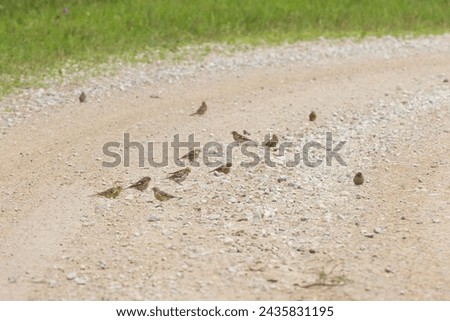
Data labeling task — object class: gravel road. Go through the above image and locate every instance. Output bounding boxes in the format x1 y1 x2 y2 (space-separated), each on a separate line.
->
0 35 449 300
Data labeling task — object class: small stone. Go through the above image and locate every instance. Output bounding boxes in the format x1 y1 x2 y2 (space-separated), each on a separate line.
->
148 215 160 222
99 260 107 269
309 249 316 254
66 272 77 280
288 182 301 189
277 176 288 183
48 279 58 288
223 237 234 245
374 227 383 234
364 233 375 238
228 266 238 273
443 79 449 83
74 277 86 285
384 267 393 273
263 208 276 218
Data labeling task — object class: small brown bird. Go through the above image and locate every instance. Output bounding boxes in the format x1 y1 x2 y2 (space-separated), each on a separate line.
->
232 131 253 144
353 172 364 185
93 186 123 198
126 176 151 191
264 133 279 148
180 149 201 162
152 187 177 201
79 91 87 103
309 111 317 121
190 101 207 116
209 162 232 174
167 167 191 184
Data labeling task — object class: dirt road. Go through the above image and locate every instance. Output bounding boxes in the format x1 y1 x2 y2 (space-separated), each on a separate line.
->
1 36 449 300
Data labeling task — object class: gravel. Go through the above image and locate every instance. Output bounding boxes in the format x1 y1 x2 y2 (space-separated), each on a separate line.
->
1 35 449 300
2 35 450 132
74 277 86 285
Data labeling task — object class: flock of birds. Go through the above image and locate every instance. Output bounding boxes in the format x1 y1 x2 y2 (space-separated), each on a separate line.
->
82 93 365 201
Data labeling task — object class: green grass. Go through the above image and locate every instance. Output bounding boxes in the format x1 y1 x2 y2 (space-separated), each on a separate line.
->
1 0 449 96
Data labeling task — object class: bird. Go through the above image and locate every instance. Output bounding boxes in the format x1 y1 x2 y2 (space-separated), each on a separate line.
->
79 91 87 103
180 149 201 162
167 167 191 184
264 133 279 148
152 187 177 201
190 101 207 116
126 176 151 191
92 186 123 198
209 162 232 174
353 172 364 185
309 111 317 121
232 131 254 144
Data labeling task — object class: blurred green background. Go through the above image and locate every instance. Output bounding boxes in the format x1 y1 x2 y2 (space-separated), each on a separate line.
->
1 0 449 95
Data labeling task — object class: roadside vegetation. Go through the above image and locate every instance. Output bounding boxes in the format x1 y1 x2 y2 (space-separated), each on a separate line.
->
1 0 449 96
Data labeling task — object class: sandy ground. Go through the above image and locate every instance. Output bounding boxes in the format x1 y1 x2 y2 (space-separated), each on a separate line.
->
0 36 449 300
